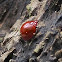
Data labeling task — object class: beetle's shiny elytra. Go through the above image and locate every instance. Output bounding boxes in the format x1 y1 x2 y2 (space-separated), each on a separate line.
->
20 20 38 40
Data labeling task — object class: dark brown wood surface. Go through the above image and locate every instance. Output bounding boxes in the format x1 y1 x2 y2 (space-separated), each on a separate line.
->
0 0 62 62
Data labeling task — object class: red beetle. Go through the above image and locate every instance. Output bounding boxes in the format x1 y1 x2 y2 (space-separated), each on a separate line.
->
20 20 38 40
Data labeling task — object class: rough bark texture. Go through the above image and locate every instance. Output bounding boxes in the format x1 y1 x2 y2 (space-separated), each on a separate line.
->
0 0 62 62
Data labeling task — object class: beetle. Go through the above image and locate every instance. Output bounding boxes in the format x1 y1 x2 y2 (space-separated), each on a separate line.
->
20 20 38 40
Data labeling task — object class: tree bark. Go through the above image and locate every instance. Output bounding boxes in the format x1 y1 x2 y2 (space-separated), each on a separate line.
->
0 0 62 62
